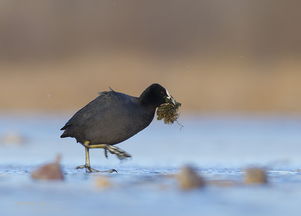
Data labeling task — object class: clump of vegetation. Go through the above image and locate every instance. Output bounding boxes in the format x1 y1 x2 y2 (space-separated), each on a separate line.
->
157 98 181 124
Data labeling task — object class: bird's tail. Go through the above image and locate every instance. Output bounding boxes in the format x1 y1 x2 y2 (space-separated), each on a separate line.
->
60 131 69 138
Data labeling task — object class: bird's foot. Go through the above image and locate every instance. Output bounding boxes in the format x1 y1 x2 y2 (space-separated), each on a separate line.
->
105 145 132 160
75 165 117 173
76 165 100 173
102 169 118 173
76 165 86 169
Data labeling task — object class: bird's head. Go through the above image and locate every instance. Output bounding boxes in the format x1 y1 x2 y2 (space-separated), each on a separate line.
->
139 83 176 107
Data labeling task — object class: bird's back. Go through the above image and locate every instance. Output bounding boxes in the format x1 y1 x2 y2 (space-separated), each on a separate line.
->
61 91 155 144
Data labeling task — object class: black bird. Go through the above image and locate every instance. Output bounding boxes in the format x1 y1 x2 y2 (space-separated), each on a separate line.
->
60 83 176 172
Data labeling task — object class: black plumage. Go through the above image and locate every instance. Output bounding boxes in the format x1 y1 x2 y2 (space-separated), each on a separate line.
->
60 83 175 172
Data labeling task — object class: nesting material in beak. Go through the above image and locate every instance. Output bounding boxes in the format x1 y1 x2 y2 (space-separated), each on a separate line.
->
156 96 181 124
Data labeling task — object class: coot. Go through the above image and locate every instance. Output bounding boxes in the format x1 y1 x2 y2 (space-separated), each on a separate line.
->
60 83 176 172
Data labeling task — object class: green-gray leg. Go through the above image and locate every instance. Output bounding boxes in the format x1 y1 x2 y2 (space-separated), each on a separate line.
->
76 147 100 173
83 142 132 160
76 141 118 173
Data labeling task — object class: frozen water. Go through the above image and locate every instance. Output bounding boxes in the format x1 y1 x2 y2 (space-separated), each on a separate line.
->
0 114 301 216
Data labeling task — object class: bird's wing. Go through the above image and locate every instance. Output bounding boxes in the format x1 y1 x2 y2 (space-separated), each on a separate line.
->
60 90 116 131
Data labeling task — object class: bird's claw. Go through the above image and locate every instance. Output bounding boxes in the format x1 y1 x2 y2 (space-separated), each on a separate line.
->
75 165 100 173
106 169 118 173
87 167 100 173
75 165 117 173
76 165 86 169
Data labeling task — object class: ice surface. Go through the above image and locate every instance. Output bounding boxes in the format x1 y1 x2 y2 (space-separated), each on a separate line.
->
0 114 301 216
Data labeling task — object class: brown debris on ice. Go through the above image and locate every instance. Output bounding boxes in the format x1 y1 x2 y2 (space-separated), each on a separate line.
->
95 176 113 189
31 155 64 181
176 165 205 190
0 132 28 146
244 168 268 185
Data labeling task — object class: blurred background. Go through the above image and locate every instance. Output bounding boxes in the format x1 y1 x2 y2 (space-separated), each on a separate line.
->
1 0 301 113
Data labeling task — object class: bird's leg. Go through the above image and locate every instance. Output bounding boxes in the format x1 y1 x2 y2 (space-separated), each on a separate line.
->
83 143 107 148
105 145 132 160
76 145 100 173
82 143 108 158
76 141 117 173
85 147 100 173
86 143 132 160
